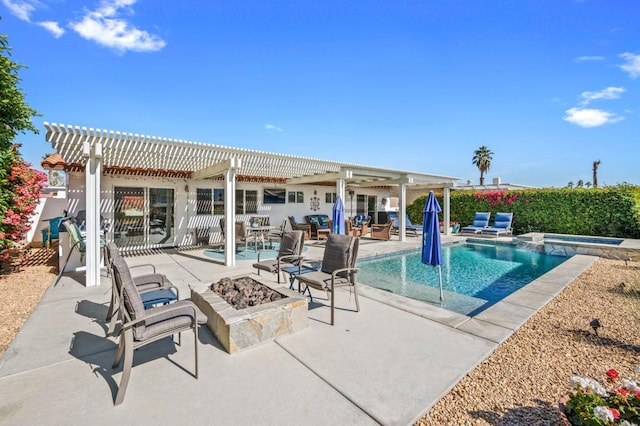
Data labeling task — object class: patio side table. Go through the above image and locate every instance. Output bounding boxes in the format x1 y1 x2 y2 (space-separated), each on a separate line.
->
281 262 322 301
140 288 178 308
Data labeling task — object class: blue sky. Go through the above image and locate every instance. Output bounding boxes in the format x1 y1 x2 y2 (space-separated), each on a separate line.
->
2 0 639 188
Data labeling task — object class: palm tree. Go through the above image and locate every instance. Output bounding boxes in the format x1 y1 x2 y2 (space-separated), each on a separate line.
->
472 146 493 185
576 180 584 188
567 181 574 189
593 160 601 188
585 182 592 189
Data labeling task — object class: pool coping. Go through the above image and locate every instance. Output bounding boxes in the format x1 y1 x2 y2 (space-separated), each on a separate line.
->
356 253 598 344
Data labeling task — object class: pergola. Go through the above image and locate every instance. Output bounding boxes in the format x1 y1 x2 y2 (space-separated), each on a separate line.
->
44 122 459 286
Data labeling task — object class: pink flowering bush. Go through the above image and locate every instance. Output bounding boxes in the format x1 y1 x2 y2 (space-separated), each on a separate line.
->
564 368 640 425
0 146 47 258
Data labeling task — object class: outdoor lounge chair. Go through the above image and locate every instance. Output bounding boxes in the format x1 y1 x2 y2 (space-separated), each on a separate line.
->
481 212 513 238
253 230 305 283
110 255 207 405
388 212 422 237
287 216 312 240
461 212 491 234
104 242 177 336
345 220 362 237
295 234 359 325
352 214 371 236
370 221 393 240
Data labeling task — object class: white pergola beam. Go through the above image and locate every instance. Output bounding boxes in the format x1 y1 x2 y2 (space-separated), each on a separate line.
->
286 170 353 185
192 158 242 180
356 176 414 187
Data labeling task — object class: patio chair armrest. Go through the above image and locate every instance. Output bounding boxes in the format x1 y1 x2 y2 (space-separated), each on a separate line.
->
330 267 358 284
277 254 304 263
121 303 199 330
129 263 157 275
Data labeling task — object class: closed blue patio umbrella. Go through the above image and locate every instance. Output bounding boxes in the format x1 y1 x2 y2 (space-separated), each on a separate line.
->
421 191 444 301
332 195 346 235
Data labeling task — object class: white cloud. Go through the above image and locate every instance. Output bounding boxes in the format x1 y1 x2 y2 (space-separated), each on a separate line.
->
265 124 283 132
69 0 166 53
619 52 640 79
563 107 624 128
580 86 625 105
1 0 35 22
575 55 604 62
36 20 64 38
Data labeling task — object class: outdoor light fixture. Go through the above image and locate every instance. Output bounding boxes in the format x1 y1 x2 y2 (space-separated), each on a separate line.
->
590 318 601 336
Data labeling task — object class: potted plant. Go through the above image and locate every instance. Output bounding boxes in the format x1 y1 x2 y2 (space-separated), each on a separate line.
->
438 221 459 233
561 369 640 425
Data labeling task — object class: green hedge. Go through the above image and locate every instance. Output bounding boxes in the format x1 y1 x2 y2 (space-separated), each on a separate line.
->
407 185 640 238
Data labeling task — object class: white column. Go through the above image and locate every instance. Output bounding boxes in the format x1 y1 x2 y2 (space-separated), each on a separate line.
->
223 158 240 266
398 183 406 242
83 141 102 287
443 186 451 235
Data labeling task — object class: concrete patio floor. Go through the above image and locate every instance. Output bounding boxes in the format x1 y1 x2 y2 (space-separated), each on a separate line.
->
0 235 596 425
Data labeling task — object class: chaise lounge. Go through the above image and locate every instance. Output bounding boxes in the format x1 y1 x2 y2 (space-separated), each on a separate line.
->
481 212 513 238
387 212 422 237
461 212 491 234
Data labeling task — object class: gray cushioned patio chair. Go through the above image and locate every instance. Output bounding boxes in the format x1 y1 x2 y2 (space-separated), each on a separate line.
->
295 234 360 326
252 230 305 283
104 242 178 336
110 256 207 405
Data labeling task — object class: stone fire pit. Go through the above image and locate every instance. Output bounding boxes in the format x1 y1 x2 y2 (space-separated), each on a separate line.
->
190 275 308 354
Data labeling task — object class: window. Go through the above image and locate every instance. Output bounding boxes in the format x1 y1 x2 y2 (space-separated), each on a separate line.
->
236 190 258 214
245 190 258 213
196 189 212 215
198 188 257 214
357 194 367 214
288 191 304 203
325 192 336 203
264 188 286 204
213 189 224 215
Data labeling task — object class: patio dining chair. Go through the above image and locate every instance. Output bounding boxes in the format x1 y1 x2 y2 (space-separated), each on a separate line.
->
41 216 63 248
220 218 261 252
110 256 207 405
104 242 178 336
295 234 360 325
253 230 305 283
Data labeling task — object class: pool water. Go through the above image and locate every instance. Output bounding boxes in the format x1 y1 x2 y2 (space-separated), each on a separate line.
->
357 243 569 316
544 234 623 245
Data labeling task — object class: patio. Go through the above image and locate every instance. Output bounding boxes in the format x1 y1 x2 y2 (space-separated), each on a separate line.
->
0 236 596 425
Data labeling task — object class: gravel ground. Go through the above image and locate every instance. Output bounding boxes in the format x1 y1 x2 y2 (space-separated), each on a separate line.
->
1 250 639 425
419 258 640 425
0 247 57 356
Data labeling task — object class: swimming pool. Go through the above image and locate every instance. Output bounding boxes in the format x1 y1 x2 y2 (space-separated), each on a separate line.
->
356 243 569 316
544 234 623 245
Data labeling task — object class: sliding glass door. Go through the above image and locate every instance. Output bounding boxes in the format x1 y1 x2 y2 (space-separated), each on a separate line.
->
113 186 175 248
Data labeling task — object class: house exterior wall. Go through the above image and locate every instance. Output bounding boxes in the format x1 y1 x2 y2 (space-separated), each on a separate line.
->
66 172 390 248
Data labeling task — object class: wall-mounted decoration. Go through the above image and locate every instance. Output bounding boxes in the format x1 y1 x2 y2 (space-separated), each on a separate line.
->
310 196 320 211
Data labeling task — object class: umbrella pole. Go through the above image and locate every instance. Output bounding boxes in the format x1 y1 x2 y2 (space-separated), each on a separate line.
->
438 265 443 302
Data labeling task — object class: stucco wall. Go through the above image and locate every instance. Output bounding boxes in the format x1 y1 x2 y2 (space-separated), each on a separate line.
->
66 172 391 248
